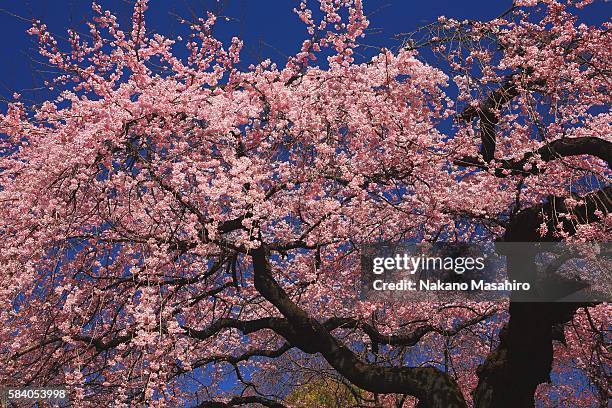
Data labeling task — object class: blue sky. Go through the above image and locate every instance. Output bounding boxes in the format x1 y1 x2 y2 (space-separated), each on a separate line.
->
1 0 607 103
0 0 608 104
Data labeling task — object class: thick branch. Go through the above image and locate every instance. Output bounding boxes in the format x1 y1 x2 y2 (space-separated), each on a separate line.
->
504 185 611 242
251 246 467 408
459 76 522 162
195 396 286 408
455 136 612 177
187 343 292 372
473 186 611 407
325 312 493 352
182 317 292 342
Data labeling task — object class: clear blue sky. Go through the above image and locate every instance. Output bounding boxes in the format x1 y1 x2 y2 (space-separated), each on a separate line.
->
0 0 608 103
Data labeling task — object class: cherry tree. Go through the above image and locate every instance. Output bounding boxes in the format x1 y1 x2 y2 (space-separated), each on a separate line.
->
0 0 609 406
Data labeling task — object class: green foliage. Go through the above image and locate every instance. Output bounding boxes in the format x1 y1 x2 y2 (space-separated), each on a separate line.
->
286 378 365 407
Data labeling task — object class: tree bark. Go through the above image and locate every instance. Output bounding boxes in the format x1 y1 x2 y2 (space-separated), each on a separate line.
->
473 187 611 407
251 245 467 408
